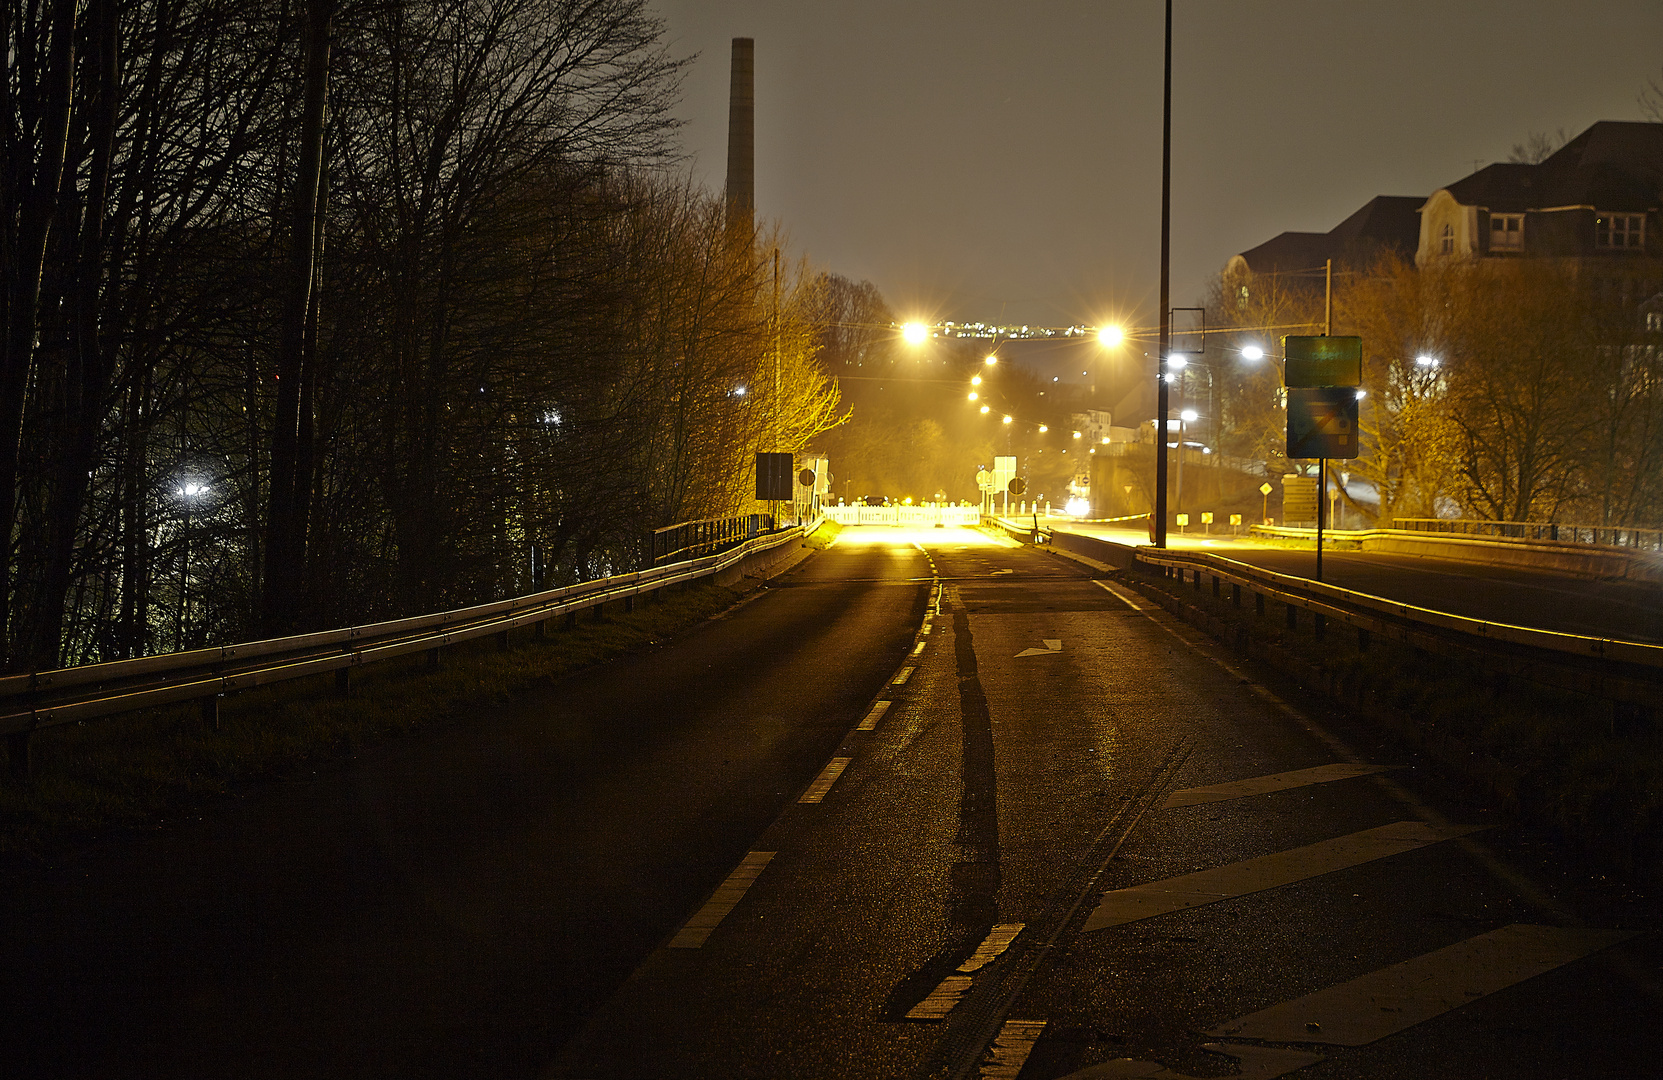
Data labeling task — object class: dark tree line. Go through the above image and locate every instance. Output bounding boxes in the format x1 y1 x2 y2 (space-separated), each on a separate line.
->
3 0 841 670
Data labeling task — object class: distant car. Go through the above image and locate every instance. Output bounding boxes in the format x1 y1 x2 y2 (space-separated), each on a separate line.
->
862 495 886 506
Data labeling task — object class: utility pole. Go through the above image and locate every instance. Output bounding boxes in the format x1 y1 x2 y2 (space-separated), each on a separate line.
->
1153 0 1172 548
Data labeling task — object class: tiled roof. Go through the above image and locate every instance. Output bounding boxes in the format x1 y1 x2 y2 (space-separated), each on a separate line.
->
1233 195 1421 275
1441 121 1663 212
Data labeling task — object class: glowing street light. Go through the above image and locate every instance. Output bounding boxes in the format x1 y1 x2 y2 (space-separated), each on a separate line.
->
1038 425 1048 433
979 404 991 414
1241 344 1264 361
985 354 998 366
968 391 979 401
1415 354 1439 368
1098 325 1125 347
1002 414 1013 424
1180 408 1199 422
970 375 982 386
902 322 929 345
1072 430 1081 439
733 385 746 396
1166 355 1188 370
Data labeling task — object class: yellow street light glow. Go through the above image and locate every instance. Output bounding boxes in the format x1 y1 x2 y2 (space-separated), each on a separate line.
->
985 355 998 365
1101 436 1110 444
1098 325 1125 347
1039 424 1048 433
902 322 929 345
980 404 991 414
971 375 982 386
1002 415 1012 424
1072 430 1081 439
968 391 979 401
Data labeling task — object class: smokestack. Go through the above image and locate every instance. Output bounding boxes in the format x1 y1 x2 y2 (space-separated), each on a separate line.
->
725 37 754 230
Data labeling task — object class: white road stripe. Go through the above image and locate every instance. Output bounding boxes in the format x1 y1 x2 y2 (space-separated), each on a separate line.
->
980 1019 1048 1078
668 851 775 948
857 701 891 731
1093 577 1145 610
1053 1044 1322 1080
959 922 1025 972
1165 763 1395 808
1084 821 1482 932
893 666 915 685
921 622 933 634
906 975 973 1020
799 757 851 804
913 640 926 655
1209 923 1637 1046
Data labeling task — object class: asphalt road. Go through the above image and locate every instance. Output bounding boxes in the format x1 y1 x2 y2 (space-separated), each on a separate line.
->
1 526 1657 1078
1058 521 1663 644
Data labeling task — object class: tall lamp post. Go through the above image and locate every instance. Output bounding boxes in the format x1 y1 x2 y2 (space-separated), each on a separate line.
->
1153 0 1173 547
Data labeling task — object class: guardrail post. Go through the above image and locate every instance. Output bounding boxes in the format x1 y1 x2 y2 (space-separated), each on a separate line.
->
1231 583 1241 608
534 618 546 640
1255 591 1265 616
1313 612 1326 641
1211 575 1220 598
1285 603 1297 631
591 602 604 623
7 732 30 781
336 667 352 696
496 629 510 651
1357 627 1371 652
426 647 441 668
624 594 635 613
1192 570 1201 592
202 694 220 729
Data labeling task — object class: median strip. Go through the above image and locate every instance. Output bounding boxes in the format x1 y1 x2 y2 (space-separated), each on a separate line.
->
1084 821 1482 931
1209 923 1636 1045
667 851 775 948
1165 763 1394 808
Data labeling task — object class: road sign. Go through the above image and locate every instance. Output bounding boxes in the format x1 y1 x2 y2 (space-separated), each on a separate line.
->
1008 477 1027 496
756 452 794 500
1176 514 1189 527
797 467 816 487
1283 474 1319 523
1229 514 1242 526
1201 512 1213 524
976 468 994 491
1283 336 1361 388
1259 482 1273 496
1287 387 1359 459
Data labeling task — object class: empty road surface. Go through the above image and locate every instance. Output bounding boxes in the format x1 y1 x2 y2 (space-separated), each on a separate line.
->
1 526 1655 1078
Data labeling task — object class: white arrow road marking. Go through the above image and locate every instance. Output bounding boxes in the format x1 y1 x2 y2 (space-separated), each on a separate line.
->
668 851 775 948
1015 639 1063 657
1209 923 1638 1046
1084 821 1483 931
1165 763 1395 808
1052 1043 1321 1079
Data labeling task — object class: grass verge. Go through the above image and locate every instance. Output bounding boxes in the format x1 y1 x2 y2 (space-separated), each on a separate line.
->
0 581 748 862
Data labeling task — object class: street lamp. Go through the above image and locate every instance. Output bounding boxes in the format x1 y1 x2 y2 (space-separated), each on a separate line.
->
985 354 998 366
1098 325 1126 347
902 322 929 345
1241 344 1264 361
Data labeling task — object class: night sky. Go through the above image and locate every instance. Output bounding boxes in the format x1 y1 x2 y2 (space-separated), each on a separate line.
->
652 0 1663 335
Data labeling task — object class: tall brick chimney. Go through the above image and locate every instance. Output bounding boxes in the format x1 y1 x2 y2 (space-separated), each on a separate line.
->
725 38 754 231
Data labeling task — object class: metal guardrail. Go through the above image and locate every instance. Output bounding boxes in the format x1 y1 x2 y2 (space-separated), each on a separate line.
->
651 514 776 565
1394 517 1663 552
822 505 983 527
1131 546 1663 707
1 522 812 769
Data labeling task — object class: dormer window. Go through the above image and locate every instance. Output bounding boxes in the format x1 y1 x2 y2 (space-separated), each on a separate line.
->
1490 213 1523 251
1440 223 1454 255
1597 213 1645 249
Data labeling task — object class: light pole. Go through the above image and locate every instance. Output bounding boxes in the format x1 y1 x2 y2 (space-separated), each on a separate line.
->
1154 0 1172 547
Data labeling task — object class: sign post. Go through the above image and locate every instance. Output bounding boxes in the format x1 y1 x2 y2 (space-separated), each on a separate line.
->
1282 336 1362 582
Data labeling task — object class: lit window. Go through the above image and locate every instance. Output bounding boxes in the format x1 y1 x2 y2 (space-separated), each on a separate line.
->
1597 214 1645 249
1440 223 1455 255
1489 213 1523 251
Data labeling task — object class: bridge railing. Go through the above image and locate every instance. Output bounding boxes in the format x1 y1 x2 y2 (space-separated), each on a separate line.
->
822 505 982 527
1131 545 1663 711
651 513 776 565
1 522 813 777
1393 517 1663 552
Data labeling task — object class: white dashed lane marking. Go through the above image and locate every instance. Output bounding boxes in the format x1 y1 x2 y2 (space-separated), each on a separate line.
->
958 922 1025 972
893 666 915 685
912 640 926 655
799 757 851 804
668 851 774 948
1165 763 1395 808
1084 821 1483 932
857 701 890 731
1210 923 1637 1046
979 1019 1048 1078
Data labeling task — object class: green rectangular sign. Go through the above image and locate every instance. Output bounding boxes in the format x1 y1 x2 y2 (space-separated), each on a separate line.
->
1282 335 1362 388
